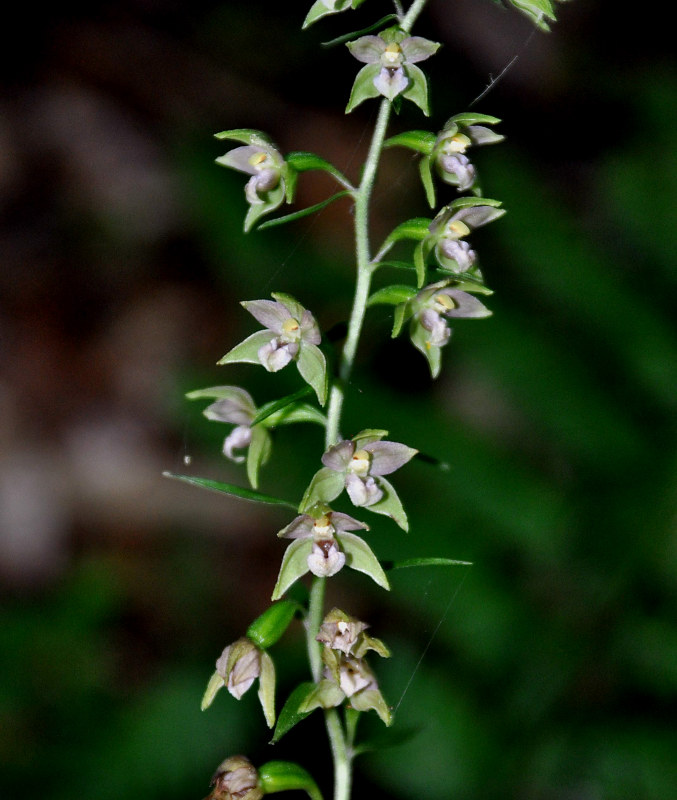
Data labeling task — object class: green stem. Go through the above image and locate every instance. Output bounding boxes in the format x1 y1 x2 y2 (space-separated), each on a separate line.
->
325 98 392 448
401 0 427 31
307 577 326 683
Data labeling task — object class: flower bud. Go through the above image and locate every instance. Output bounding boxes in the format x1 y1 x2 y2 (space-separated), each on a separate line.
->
206 755 263 800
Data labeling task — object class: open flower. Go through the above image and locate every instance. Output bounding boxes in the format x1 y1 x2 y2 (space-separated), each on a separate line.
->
346 26 440 115
201 638 276 727
321 434 417 508
272 508 390 599
406 281 492 378
198 387 257 463
215 130 293 231
431 113 503 193
218 293 328 405
317 608 390 658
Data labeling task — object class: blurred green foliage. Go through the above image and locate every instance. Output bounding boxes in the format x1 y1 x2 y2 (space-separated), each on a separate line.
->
2 1 677 799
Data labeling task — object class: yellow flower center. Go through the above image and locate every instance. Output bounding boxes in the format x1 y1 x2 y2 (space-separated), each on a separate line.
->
350 448 371 476
282 317 300 336
443 133 472 154
249 151 268 169
383 43 402 65
447 220 470 238
434 293 457 312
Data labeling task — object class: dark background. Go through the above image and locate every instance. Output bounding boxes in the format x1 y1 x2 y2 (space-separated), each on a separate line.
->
2 1 676 798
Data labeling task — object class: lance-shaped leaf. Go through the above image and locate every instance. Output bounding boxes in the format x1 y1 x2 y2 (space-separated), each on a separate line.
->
162 472 297 509
388 556 473 569
258 191 352 231
338 532 390 590
271 682 316 743
502 0 557 30
384 129 436 153
286 151 353 190
367 284 417 307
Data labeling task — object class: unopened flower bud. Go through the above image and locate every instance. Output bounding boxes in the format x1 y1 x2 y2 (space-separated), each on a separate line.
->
207 755 263 800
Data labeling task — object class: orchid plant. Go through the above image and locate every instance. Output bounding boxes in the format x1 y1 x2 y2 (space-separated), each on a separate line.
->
166 0 564 798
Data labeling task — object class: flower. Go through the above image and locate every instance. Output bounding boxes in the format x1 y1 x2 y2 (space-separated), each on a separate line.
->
201 637 276 727
272 506 391 598
200 387 257 463
423 202 505 275
431 114 503 192
346 26 440 115
205 756 263 800
215 130 293 231
406 281 492 378
218 293 328 405
316 608 390 658
321 434 417 508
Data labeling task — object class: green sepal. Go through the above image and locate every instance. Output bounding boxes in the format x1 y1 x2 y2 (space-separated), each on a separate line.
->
297 342 328 406
389 556 473 568
258 191 352 230
246 600 299 650
413 238 428 287
337 533 390 591
446 111 501 127
270 292 305 320
243 183 286 232
350 687 392 726
345 64 382 113
419 153 436 208
392 301 408 338
446 195 503 211
450 279 494 296
267 404 327 427
302 0 339 29
258 650 276 728
217 330 272 366
271 682 316 744
364 476 409 530
185 386 253 402
246 425 272 489
352 429 388 446
258 761 324 800
383 130 436 154
200 670 225 711
286 152 353 189
402 64 432 116
162 472 297 509
353 632 391 659
410 318 442 378
503 0 557 30
299 468 345 512
298 679 345 713
367 284 417 307
214 129 273 146
271 539 313 601
321 13 398 48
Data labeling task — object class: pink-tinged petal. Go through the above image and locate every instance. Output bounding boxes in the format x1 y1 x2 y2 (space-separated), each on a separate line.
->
307 540 346 577
454 205 505 229
439 239 476 271
438 154 476 190
241 299 291 333
300 309 321 345
347 35 386 64
400 36 440 63
258 339 296 372
203 390 256 425
373 66 408 100
216 145 263 175
227 647 260 699
223 425 252 463
346 474 383 507
467 125 504 145
364 441 418 475
419 309 450 347
435 289 491 319
329 511 369 533
322 440 355 472
277 514 314 540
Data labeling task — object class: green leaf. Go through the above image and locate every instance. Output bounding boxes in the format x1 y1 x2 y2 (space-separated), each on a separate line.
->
346 64 382 113
321 14 399 47
271 539 312 601
297 342 328 406
286 152 353 189
338 533 390 591
371 260 418 273
252 387 313 426
303 0 338 28
162 472 297 509
271 682 317 744
384 130 436 154
217 330 272 366
259 761 324 800
258 650 276 728
367 284 417 307
214 129 273 146
257 191 352 230
365 476 408 530
504 0 556 30
299 467 345 512
389 557 473 569
380 217 432 257
247 600 299 649
246 425 271 490
268 404 327 428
